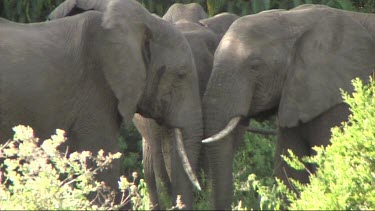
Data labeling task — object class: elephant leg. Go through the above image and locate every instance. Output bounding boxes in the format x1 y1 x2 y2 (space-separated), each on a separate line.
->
170 128 201 210
68 109 122 202
144 135 173 210
303 103 350 172
134 115 201 210
142 137 160 210
133 115 172 209
161 127 173 182
275 126 310 191
275 103 351 191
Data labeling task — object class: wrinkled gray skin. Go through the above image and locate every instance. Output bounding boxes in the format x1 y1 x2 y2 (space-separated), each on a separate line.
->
203 4 375 209
132 3 239 209
1 0 203 207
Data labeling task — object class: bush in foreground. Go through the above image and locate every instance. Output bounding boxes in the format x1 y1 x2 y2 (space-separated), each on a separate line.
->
0 125 149 210
284 77 375 210
232 77 375 210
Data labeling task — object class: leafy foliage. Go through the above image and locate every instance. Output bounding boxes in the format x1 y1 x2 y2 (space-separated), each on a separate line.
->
232 119 278 210
0 125 149 210
118 124 143 180
1 0 374 23
284 78 375 210
239 77 375 210
0 0 64 23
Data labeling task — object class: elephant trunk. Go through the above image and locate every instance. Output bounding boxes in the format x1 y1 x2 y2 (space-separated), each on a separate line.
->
164 73 203 208
203 59 254 137
170 110 203 208
202 59 253 209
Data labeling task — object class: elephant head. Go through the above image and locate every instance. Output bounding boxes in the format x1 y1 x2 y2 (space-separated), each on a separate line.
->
130 4 240 209
47 0 203 203
132 4 240 209
202 4 375 209
163 3 208 23
199 12 239 40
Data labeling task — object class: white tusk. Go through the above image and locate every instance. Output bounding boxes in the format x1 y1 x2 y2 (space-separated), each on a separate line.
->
202 116 241 144
174 128 201 191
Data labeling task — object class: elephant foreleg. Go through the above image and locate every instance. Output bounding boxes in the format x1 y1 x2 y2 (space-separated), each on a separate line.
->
134 115 172 209
275 103 351 191
142 137 159 209
274 127 311 191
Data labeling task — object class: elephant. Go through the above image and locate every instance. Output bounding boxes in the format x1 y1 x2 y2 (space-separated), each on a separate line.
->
202 4 375 209
1 0 203 207
132 3 239 209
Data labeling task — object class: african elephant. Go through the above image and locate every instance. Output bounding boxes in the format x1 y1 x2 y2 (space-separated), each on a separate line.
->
202 4 375 209
1 0 203 206
132 3 239 209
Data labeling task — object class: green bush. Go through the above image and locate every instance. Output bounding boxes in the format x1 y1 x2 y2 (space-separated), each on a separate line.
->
232 119 278 210
0 125 150 210
118 123 143 180
283 77 375 210
242 77 375 210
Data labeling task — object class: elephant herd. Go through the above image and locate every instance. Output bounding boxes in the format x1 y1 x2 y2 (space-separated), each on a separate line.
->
1 0 375 210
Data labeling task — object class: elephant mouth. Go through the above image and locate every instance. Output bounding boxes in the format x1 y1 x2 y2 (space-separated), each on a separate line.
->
136 105 164 125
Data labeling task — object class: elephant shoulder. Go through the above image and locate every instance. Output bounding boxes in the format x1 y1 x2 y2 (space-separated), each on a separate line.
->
278 8 375 127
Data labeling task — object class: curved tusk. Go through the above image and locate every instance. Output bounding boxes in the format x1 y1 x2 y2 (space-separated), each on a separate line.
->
174 128 201 191
202 116 241 144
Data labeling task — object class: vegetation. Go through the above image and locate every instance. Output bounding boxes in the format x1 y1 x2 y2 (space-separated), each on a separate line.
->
232 119 277 210
0 125 149 210
231 77 375 210
284 78 375 210
1 0 375 23
0 0 64 23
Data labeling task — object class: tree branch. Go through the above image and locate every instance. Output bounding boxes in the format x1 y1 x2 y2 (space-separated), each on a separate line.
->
247 127 277 136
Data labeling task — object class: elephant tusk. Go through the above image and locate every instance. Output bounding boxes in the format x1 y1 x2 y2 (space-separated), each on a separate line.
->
174 128 202 191
202 116 241 144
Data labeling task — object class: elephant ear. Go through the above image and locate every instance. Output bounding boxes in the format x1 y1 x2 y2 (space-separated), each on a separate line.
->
48 0 107 20
99 0 154 126
278 7 375 128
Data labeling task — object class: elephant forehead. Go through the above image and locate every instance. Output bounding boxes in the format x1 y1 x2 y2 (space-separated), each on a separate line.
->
217 36 248 58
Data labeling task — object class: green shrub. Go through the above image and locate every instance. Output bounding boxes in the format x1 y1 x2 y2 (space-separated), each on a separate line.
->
232 119 278 210
118 123 143 180
283 77 375 210
244 77 375 210
0 125 150 210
